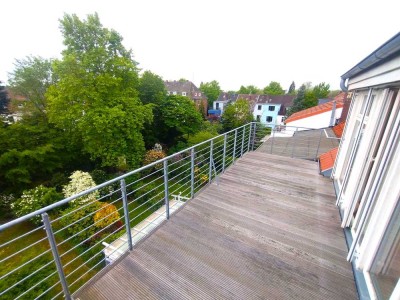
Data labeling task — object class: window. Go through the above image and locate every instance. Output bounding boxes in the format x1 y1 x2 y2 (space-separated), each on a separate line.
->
269 106 275 111
216 103 220 110
266 116 273 123
257 105 262 110
369 200 400 300
182 92 187 96
173 91 177 95
199 92 201 96
167 91 171 95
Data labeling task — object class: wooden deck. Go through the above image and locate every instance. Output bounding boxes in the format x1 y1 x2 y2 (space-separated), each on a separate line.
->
75 152 356 300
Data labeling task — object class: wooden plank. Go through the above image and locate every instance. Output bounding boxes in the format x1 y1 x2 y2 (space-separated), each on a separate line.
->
75 152 356 300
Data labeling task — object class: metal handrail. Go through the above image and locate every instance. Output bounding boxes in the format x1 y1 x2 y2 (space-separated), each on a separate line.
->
2 122 328 299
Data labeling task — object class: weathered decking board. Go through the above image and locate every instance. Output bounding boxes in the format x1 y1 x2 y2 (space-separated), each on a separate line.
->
76 152 356 300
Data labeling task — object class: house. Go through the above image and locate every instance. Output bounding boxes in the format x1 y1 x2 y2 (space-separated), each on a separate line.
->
253 94 295 127
284 92 347 129
212 93 295 126
208 92 238 118
164 80 208 115
332 32 400 300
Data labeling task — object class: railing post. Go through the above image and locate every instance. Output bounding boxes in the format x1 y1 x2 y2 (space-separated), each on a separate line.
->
42 213 71 300
251 122 257 151
163 160 169 219
315 129 324 161
247 123 252 153
233 129 237 164
190 148 195 198
291 127 298 158
222 134 227 172
209 140 214 183
120 179 133 251
241 126 245 157
270 126 275 154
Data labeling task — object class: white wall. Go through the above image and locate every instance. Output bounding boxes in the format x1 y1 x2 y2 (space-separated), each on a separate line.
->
286 107 342 130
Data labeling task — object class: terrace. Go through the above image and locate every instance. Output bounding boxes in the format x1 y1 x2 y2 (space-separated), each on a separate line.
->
0 123 356 299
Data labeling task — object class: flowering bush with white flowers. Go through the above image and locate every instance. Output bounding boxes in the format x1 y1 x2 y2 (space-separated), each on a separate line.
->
11 186 62 225
63 171 99 205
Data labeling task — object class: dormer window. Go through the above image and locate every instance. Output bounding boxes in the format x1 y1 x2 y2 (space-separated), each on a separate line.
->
173 91 177 95
182 92 187 96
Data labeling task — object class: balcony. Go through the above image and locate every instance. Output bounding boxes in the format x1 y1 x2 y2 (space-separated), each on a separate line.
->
0 123 356 299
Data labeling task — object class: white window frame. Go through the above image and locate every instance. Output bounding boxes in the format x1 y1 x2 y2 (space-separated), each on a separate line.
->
340 89 389 228
182 92 187 96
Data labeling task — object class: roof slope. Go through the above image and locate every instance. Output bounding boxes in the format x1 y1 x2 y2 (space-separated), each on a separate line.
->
285 93 345 124
319 147 338 172
332 122 345 138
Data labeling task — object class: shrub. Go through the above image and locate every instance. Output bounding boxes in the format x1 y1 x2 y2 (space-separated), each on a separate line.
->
59 201 102 241
143 149 166 170
63 171 99 205
11 186 62 225
93 203 120 229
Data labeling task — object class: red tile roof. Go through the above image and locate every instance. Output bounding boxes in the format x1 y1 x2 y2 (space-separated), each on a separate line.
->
285 92 345 124
319 147 338 172
332 121 345 138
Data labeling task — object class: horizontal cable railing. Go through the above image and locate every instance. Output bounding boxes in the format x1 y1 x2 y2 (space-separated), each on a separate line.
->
1 122 269 300
255 124 341 161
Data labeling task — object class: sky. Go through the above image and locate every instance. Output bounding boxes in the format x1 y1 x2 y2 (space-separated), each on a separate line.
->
1 0 399 92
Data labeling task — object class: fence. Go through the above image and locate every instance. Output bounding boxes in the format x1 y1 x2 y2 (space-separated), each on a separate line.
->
0 122 271 300
258 125 341 161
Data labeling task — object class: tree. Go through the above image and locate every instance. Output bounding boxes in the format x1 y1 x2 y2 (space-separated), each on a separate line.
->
157 95 203 146
263 81 285 95
287 84 306 116
0 81 9 114
138 70 166 105
287 81 296 95
312 82 330 99
47 13 152 169
8 56 54 118
237 85 260 94
0 116 86 195
221 99 253 131
199 80 222 107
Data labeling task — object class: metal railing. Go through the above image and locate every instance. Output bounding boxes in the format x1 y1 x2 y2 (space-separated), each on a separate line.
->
0 122 270 300
258 125 341 161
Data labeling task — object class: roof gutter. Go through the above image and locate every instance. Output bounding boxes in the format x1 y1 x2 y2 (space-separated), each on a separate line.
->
340 32 400 92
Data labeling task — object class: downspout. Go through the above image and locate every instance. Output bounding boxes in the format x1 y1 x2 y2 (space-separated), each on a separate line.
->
340 77 348 92
329 101 337 127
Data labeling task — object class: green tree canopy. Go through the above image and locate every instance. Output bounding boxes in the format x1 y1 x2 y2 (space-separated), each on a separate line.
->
157 95 203 146
47 13 152 169
312 82 330 99
263 81 285 95
199 80 222 107
287 82 331 116
237 85 260 94
221 99 254 132
138 70 166 105
287 81 296 95
8 56 54 118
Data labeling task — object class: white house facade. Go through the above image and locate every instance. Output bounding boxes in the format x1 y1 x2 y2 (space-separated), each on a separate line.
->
332 32 400 300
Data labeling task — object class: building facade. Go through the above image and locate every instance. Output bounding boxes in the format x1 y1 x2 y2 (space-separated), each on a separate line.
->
332 32 400 300
164 80 208 116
